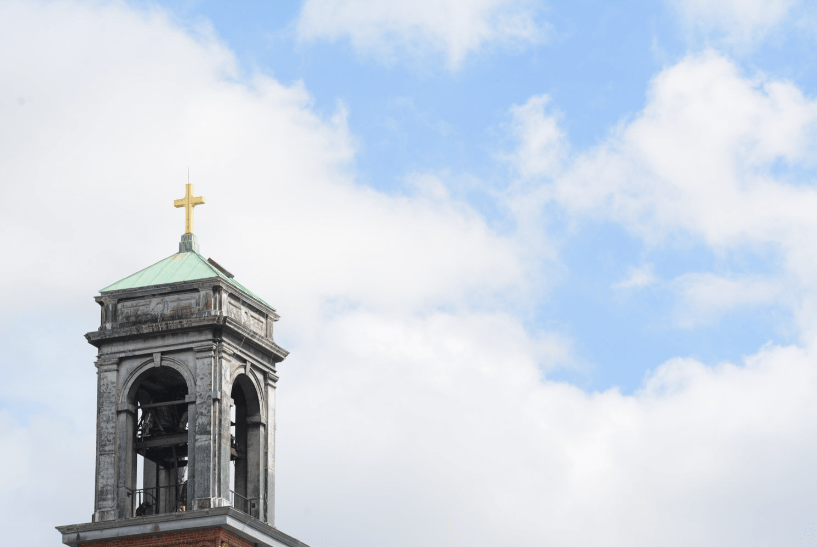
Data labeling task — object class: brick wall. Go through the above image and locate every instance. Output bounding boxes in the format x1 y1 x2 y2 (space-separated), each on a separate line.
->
81 526 254 547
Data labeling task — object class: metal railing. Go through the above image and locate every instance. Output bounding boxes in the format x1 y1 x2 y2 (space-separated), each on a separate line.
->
229 490 262 519
126 484 186 518
126 485 263 520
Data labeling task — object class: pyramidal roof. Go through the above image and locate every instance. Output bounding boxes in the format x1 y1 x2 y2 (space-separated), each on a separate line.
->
100 250 273 310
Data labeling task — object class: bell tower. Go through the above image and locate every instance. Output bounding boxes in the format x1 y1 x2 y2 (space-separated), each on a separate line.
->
57 185 311 547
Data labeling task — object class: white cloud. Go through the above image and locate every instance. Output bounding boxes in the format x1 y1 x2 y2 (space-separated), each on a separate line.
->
403 172 451 201
613 263 657 290
0 412 96 537
296 0 548 69
510 52 817 325
557 53 817 246
0 2 541 543
278 311 817 546
0 0 529 323
507 94 567 180
669 0 800 47
3 3 817 547
671 273 783 327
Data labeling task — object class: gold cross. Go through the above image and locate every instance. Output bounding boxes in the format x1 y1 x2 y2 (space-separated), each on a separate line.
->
174 183 205 234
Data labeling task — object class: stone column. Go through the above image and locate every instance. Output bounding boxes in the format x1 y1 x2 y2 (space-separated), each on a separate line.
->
216 361 233 506
234 397 248 498
264 374 278 525
192 343 216 510
185 394 197 508
157 465 175 514
93 356 118 522
246 415 265 520
115 402 137 519
142 459 157 509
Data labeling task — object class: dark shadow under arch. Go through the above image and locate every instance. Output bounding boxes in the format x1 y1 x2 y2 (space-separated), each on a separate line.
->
120 365 190 517
231 373 264 518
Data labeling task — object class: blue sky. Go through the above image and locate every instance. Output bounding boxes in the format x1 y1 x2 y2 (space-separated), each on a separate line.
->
3 1 817 546
133 0 809 393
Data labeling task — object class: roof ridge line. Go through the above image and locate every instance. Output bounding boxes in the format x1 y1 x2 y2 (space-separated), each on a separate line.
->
192 250 228 279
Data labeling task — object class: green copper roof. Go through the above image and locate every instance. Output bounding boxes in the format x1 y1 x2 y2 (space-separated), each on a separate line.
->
100 251 273 310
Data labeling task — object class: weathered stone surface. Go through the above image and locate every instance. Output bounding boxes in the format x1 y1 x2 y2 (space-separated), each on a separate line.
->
94 357 119 522
56 507 309 547
86 276 286 527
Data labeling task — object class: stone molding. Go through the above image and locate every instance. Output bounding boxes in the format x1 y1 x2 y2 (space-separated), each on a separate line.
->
57 507 309 547
90 509 116 524
95 356 119 372
118 355 196 406
116 402 136 414
247 415 267 425
193 343 216 354
86 315 288 363
96 277 277 320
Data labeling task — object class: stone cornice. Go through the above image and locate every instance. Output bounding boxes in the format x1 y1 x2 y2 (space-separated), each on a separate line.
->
55 507 309 547
85 315 288 362
95 277 278 318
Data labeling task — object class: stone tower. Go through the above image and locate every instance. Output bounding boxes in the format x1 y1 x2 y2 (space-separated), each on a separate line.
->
57 186 309 547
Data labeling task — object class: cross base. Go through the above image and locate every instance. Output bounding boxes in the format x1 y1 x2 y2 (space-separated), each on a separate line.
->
179 233 200 253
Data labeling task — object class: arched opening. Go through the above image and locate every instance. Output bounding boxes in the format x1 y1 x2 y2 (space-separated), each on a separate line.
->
126 366 190 518
230 374 263 519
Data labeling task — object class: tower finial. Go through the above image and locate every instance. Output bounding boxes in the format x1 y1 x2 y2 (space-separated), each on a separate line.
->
174 183 205 235
174 182 205 253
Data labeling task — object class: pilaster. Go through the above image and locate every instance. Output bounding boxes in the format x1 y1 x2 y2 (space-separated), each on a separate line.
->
115 402 137 518
217 348 233 506
93 356 119 522
185 393 197 508
192 343 230 510
265 375 277 525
